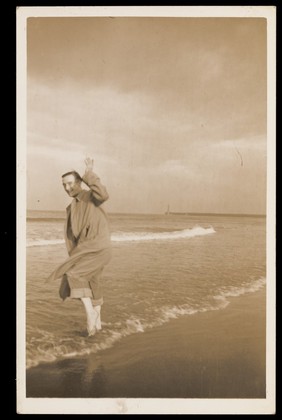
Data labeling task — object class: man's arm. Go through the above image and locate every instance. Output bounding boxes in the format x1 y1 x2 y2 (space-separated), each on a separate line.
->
82 158 109 205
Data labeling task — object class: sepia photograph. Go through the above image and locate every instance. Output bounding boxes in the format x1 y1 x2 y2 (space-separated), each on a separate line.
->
17 6 276 414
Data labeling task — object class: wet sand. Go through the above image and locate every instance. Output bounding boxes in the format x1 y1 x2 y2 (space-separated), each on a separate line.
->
26 289 266 399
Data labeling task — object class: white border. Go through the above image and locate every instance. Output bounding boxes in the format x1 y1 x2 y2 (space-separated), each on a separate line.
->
17 5 275 18
17 5 27 407
266 6 276 412
17 6 276 414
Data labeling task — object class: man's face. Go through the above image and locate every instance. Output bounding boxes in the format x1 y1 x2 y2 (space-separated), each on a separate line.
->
62 174 82 197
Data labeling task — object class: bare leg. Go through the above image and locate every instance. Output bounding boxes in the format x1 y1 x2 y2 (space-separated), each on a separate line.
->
94 304 102 331
81 297 99 336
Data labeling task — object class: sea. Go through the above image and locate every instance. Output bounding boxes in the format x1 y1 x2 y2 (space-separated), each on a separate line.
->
25 210 266 370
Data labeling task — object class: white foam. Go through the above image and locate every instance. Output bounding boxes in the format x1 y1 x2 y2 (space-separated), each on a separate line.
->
26 317 148 369
27 239 65 247
111 226 215 242
26 277 266 369
214 277 266 302
26 226 215 247
149 277 266 329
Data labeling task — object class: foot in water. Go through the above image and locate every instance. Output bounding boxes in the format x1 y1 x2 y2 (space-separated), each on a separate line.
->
87 306 102 336
81 298 101 337
94 305 102 331
87 305 102 337
87 313 98 337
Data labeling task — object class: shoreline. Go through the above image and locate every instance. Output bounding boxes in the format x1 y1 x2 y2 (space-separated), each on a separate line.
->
26 288 266 399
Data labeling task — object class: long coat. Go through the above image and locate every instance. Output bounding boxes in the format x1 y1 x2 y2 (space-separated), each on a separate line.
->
46 171 112 293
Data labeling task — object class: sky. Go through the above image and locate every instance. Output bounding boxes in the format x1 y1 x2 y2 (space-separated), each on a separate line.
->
26 16 267 214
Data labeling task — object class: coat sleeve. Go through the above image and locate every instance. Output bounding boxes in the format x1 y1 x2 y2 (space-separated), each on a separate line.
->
82 170 109 206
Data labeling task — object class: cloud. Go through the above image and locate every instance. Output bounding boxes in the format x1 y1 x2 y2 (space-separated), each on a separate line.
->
212 135 266 151
25 18 267 214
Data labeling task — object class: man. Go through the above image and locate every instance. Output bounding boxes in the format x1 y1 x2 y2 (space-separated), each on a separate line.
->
47 158 112 336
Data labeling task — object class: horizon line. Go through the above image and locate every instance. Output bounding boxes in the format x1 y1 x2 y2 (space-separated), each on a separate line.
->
26 209 266 218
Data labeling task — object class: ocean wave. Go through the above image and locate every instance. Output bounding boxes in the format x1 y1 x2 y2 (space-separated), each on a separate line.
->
111 226 215 242
26 226 215 247
26 318 148 369
214 276 266 303
26 239 65 247
26 276 265 369
158 277 266 325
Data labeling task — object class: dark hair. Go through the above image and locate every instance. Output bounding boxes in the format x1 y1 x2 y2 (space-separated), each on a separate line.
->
61 171 82 183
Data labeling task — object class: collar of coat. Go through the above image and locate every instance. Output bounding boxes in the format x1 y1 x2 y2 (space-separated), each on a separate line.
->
74 190 84 202
66 190 85 211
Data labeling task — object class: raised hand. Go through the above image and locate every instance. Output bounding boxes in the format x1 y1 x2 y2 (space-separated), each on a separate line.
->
84 157 94 173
